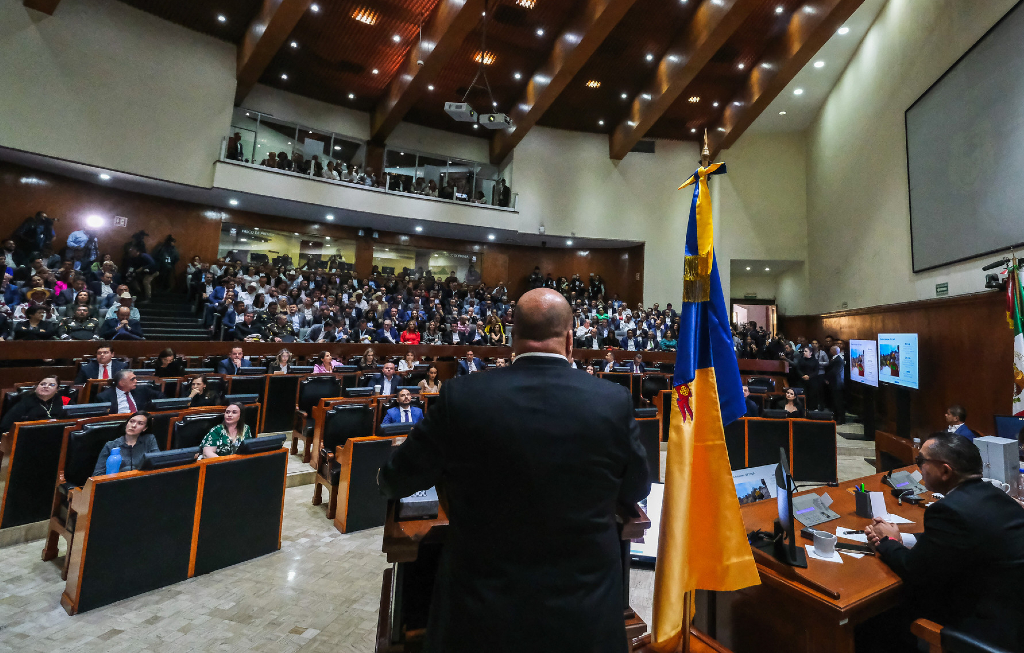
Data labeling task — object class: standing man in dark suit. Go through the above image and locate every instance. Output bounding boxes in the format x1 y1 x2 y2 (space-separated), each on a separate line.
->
456 350 484 375
378 288 651 653
95 370 165 414
75 345 128 384
824 345 845 424
864 432 1024 651
216 346 252 375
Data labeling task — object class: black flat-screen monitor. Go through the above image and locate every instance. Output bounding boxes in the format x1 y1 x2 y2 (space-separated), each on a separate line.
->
396 386 420 395
64 402 111 418
344 387 374 398
236 434 286 454
774 448 806 568
806 410 835 422
149 397 193 411
239 367 268 375
379 423 414 437
612 366 631 374
133 368 156 376
761 409 789 420
189 368 216 374
334 365 358 374
994 415 1024 440
289 365 315 374
223 394 258 404
141 447 199 470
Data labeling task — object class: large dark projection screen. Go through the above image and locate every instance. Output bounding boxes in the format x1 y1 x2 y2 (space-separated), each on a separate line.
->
906 1 1024 272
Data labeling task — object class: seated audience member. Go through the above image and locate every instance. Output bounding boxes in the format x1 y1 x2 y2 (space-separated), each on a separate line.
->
234 310 266 341
91 411 161 475
267 348 293 374
458 350 484 376
58 305 100 340
357 348 378 371
187 375 224 408
76 345 127 383
944 404 973 441
492 358 508 368
620 329 641 352
200 403 251 458
660 327 678 351
154 348 186 377
217 346 251 375
602 351 616 373
349 319 376 343
398 351 418 374
742 386 760 417
103 289 141 322
418 364 441 394
313 351 343 374
585 365 596 375
369 361 399 395
15 303 59 340
98 305 144 340
95 370 165 413
577 326 602 350
627 354 645 375
381 388 424 425
376 319 400 344
267 312 296 342
306 318 340 343
778 387 803 418
400 320 421 345
863 432 1024 652
0 375 67 434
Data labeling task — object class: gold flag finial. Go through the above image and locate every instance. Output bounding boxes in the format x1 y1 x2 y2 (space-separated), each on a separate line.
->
701 129 711 168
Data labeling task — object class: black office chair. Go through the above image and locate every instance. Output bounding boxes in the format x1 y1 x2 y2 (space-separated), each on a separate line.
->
312 404 375 519
170 413 223 450
913 619 1016 653
292 376 343 463
806 410 834 421
640 376 670 406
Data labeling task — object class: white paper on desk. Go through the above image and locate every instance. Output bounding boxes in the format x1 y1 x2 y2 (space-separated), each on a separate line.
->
839 550 866 559
805 544 843 564
869 491 888 519
820 492 834 508
836 527 869 543
883 513 915 524
911 470 923 482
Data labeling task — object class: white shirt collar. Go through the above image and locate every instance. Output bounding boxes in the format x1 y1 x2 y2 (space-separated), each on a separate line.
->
513 352 568 363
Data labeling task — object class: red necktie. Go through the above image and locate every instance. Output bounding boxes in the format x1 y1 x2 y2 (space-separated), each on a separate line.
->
126 393 137 413
101 365 109 380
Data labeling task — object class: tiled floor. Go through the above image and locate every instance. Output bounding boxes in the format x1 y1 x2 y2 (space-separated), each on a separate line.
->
0 424 876 653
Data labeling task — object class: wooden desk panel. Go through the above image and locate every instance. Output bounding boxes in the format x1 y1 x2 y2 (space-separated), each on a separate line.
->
701 468 925 653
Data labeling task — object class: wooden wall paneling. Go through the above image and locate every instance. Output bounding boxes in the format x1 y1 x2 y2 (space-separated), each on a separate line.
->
779 291 1010 438
480 251 508 289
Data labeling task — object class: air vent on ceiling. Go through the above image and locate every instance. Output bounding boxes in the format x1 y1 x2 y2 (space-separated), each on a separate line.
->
630 140 656 154
493 4 529 26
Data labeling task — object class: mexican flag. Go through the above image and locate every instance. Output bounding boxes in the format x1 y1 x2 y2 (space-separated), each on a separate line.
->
1009 257 1024 416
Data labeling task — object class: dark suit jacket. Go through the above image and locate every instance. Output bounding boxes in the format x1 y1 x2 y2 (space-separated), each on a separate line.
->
368 373 399 395
952 423 974 441
95 385 165 414
824 355 844 388
75 360 128 385
456 358 485 375
877 478 1024 651
379 356 650 653
216 358 252 375
97 317 144 340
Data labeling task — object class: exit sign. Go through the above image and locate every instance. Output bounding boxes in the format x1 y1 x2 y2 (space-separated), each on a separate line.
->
113 216 128 227
935 282 948 297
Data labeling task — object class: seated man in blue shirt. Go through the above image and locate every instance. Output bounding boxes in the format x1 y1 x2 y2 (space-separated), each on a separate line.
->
381 388 423 426
944 404 973 441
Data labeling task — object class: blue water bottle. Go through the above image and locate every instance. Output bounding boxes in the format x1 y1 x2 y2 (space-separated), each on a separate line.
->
105 448 122 475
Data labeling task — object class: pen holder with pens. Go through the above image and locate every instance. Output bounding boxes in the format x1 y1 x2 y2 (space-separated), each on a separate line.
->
855 488 873 518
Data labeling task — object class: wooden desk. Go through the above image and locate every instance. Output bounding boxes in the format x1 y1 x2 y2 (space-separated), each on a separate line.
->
874 430 919 473
697 468 926 653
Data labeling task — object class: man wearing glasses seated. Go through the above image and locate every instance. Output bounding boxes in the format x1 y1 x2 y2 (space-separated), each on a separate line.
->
863 432 1024 652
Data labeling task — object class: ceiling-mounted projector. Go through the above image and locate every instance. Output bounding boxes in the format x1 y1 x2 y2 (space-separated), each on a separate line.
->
444 102 477 122
479 113 512 129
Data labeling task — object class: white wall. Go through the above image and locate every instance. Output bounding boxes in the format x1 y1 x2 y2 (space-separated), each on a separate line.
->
0 0 236 187
730 276 779 300
805 0 1019 314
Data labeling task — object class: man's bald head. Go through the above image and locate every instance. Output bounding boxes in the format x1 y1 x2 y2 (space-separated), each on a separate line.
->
513 289 573 356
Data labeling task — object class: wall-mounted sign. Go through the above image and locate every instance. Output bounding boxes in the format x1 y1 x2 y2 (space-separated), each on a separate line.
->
113 216 128 228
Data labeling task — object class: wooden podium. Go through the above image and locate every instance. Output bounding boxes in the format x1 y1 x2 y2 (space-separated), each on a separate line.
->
375 499 652 652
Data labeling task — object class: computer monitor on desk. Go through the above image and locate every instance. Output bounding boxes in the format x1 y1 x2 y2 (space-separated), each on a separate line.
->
772 448 807 568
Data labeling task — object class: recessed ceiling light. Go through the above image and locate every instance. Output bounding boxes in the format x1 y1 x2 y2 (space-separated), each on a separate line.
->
239 238 247 242
308 130 312 134
765 267 770 271
372 68 379 74
690 128 696 133
536 28 545 36
775 5 784 13
352 7 378 25
217 14 226 23
837 26 849 35
488 234 495 240
229 199 239 206
712 101 719 107
85 215 104 228
392 34 401 43
688 96 699 103
415 226 423 232
473 124 479 129
294 232 299 236
245 112 250 116
645 53 654 62
779 111 787 115
326 214 334 220
517 0 536 7
746 266 751 270
642 93 652 100
281 73 288 80
98 173 111 181
287 142 291 145
427 84 434 91
290 41 298 48
598 120 604 126
474 51 496 65
348 93 355 99
326 236 331 240
668 55 680 63
794 88 804 95
737 63 745 70
621 93 628 99
513 72 522 80
733 101 742 106
814 61 825 68
566 239 573 246
310 4 319 12
586 80 601 88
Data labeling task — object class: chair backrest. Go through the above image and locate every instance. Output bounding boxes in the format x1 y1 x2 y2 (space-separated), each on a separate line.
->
748 376 776 391
380 397 426 413
941 628 1015 653
171 413 224 450
806 410 834 421
321 404 375 454
298 375 343 413
641 376 670 400
65 418 129 488
0 419 75 528
344 386 375 398
634 414 660 482
791 420 837 483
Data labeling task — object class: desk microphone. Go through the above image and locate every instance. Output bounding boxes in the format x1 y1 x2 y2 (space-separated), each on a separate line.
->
982 257 1011 271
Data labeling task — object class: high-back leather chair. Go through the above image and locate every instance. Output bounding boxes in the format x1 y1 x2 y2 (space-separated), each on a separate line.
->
170 412 224 450
311 404 376 520
0 419 75 529
640 375 670 406
292 376 342 463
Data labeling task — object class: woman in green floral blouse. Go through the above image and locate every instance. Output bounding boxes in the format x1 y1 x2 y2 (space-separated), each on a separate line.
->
200 402 251 458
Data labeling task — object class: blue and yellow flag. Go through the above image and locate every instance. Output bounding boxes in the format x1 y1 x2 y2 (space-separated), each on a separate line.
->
649 162 760 652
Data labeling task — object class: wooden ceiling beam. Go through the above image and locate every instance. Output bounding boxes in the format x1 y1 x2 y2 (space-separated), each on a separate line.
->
607 0 760 161
235 0 313 105
23 0 61 15
488 0 638 166
709 0 865 158
370 0 487 146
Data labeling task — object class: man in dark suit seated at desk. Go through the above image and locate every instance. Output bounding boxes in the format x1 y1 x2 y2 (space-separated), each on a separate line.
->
864 432 1024 651
217 346 251 375
944 404 973 441
378 288 651 653
95 370 165 414
75 344 127 383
